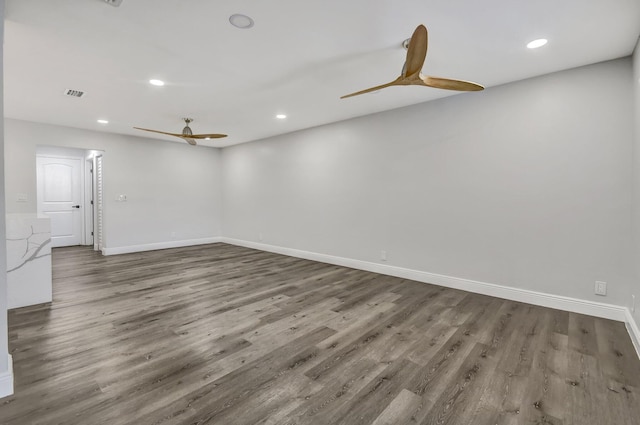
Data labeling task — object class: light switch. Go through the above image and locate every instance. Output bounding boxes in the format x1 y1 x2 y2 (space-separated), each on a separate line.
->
16 193 28 202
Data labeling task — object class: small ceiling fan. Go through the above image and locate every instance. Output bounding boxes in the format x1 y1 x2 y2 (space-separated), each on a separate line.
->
341 24 484 99
134 118 227 146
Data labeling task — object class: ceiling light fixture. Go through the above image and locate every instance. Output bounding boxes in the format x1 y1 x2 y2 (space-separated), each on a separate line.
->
276 114 287 119
97 119 109 124
527 39 548 49
133 117 227 145
229 14 254 29
149 79 165 86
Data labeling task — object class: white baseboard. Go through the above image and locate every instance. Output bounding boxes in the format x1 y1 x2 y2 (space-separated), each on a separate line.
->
220 238 628 322
102 237 222 256
625 309 640 359
0 355 14 399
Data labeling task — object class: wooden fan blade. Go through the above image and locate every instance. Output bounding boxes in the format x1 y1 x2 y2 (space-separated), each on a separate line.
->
189 133 228 139
133 127 186 138
340 79 402 99
422 76 484 92
134 127 227 145
404 25 428 77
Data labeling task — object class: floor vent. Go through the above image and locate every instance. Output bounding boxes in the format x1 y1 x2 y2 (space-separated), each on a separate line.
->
64 89 85 98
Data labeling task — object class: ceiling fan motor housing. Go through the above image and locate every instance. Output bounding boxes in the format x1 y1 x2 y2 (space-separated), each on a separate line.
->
182 118 194 136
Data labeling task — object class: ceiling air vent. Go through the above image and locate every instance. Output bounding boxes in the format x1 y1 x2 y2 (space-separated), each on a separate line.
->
103 0 123 7
64 89 85 98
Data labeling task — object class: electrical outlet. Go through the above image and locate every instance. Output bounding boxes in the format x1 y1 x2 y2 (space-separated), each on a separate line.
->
594 281 607 296
381 250 387 261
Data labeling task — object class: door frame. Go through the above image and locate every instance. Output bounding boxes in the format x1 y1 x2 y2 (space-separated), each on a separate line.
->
35 146 99 247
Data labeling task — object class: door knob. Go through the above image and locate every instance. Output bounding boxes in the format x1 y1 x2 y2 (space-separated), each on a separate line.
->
72 205 80 209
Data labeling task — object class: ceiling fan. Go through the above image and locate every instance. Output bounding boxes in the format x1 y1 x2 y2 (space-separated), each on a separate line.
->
134 118 227 146
341 24 484 99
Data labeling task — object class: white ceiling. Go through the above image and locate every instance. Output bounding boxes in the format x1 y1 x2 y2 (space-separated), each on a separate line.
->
4 0 640 148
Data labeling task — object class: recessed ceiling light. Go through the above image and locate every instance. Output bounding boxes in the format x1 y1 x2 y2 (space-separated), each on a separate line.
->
149 79 165 86
276 114 287 119
204 137 211 140
229 14 254 29
97 119 109 124
527 39 548 49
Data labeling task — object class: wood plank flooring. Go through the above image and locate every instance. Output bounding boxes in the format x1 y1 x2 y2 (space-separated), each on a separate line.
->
1 243 639 425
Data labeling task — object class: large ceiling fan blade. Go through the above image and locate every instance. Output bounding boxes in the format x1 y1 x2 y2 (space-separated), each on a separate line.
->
189 133 228 139
422 76 484 92
340 79 401 99
133 127 186 138
342 24 484 100
403 25 428 77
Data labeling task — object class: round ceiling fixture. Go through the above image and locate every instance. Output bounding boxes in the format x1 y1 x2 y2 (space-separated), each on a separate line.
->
149 79 165 86
97 119 109 124
229 14 254 29
527 39 548 49
276 114 287 119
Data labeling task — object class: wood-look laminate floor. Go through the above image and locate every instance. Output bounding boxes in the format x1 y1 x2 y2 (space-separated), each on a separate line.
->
2 244 639 425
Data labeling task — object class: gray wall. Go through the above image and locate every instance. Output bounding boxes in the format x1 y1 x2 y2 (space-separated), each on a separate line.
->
4 119 223 251
633 39 640 329
222 58 635 307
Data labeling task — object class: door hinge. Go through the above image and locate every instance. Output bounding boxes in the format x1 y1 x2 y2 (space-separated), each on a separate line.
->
91 200 94 205
91 232 94 236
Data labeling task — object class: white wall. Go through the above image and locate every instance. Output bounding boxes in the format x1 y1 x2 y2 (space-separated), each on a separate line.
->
632 39 640 335
222 58 635 308
0 0 13 398
5 119 223 253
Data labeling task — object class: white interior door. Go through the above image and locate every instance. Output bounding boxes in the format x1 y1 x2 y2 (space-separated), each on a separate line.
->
37 156 83 247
